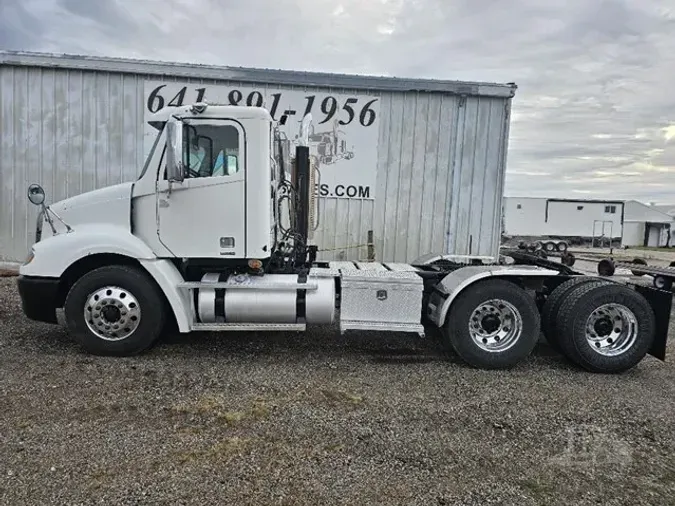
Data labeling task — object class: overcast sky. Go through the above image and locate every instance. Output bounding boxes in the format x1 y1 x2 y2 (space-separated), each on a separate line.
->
2 0 675 203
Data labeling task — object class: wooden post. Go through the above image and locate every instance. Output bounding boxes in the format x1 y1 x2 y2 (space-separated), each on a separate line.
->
367 230 375 261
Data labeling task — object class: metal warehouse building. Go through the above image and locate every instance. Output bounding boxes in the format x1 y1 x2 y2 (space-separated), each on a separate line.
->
0 50 516 265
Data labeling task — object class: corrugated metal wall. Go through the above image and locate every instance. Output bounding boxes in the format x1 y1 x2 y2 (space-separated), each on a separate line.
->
0 62 511 264
0 65 147 262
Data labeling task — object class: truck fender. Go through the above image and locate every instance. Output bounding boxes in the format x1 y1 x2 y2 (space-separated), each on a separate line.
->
21 225 193 333
426 265 560 328
138 259 192 333
21 224 158 278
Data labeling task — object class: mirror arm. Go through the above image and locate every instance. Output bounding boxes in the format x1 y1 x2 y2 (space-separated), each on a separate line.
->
41 203 57 235
46 205 73 233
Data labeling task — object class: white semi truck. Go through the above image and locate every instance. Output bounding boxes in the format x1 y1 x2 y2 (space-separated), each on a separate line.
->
17 103 672 373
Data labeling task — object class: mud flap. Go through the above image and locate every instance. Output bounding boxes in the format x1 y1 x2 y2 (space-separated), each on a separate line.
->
634 284 672 360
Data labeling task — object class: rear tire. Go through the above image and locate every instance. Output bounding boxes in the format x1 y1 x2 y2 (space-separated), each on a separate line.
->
442 279 540 370
64 265 166 356
630 258 647 276
561 252 576 266
541 277 609 349
555 282 655 373
598 259 615 276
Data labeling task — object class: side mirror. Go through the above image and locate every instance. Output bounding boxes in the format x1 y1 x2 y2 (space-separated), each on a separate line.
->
27 184 46 206
166 118 184 182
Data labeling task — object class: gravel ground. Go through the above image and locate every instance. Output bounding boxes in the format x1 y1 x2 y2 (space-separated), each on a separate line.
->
2 276 675 506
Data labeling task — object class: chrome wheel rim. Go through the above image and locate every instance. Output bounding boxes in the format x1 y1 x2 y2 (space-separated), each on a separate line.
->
84 286 141 341
585 303 637 356
468 299 523 352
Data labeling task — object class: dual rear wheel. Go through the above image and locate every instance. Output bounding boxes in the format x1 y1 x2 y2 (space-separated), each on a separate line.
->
542 278 655 373
441 277 655 373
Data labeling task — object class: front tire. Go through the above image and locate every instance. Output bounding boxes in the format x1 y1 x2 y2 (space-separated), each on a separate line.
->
442 279 541 369
64 265 166 356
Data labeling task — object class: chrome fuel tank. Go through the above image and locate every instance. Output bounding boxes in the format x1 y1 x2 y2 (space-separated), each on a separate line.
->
196 272 335 324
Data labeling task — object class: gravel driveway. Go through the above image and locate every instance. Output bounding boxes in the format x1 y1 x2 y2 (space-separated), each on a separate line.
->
2 276 675 506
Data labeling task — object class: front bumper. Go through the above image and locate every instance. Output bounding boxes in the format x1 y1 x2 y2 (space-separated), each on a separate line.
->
16 275 60 324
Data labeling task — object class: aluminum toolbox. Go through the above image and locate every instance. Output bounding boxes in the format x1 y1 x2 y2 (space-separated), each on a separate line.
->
336 264 425 335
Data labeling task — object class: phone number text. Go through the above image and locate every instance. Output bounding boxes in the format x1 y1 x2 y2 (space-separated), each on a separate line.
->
147 84 378 127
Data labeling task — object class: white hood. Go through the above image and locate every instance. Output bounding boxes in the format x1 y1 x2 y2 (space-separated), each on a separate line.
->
43 182 134 236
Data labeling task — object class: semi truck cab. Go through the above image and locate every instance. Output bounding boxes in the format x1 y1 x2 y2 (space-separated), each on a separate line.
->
16 103 672 374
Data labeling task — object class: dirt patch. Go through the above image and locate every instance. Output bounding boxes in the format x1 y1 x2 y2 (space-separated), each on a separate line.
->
1 277 675 505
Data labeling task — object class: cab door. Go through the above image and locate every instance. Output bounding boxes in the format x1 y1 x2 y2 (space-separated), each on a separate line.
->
156 119 246 258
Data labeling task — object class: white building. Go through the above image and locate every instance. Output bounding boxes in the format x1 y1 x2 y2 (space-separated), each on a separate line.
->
503 197 674 248
623 201 673 247
651 204 675 218
503 197 625 241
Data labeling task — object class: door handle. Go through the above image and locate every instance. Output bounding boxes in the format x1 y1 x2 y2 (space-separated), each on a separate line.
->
159 199 169 208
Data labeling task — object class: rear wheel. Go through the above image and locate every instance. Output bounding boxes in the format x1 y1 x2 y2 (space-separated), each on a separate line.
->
442 279 540 369
64 265 166 356
556 241 568 253
630 258 647 276
561 252 576 266
598 259 616 276
541 277 609 349
555 282 655 373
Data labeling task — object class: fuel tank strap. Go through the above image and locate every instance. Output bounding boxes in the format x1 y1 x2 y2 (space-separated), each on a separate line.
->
296 271 308 321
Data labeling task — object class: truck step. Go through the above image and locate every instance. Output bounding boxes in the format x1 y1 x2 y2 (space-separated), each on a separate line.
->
190 322 306 332
340 320 425 336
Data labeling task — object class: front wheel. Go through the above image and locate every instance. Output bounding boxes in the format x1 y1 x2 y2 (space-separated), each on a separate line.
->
441 279 541 369
64 265 166 356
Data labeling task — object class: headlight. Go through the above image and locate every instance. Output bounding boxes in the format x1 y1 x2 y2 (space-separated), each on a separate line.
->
35 208 44 242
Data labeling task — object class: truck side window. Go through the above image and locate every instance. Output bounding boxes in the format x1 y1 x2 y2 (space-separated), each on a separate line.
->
182 124 240 178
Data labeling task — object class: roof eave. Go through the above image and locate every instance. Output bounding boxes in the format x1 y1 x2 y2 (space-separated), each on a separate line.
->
0 50 518 98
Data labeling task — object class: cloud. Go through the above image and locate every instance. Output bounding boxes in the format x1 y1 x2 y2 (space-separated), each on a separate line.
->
2 0 675 202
